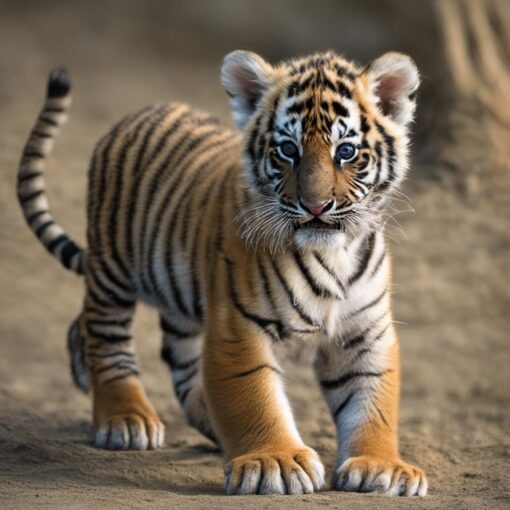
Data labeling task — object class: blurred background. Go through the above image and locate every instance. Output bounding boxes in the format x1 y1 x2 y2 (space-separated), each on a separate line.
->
1 1 509 508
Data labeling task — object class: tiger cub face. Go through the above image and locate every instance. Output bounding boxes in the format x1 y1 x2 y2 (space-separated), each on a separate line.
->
222 50 419 251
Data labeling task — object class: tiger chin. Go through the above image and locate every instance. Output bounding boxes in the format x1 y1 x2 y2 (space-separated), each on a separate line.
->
17 50 427 496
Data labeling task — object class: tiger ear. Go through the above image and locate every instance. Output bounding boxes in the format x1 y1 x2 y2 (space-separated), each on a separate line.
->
221 50 274 129
363 52 420 127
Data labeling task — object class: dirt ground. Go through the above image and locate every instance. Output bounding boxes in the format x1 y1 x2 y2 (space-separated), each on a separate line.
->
1 2 509 509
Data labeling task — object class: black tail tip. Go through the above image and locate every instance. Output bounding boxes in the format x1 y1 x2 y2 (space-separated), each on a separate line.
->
48 68 71 98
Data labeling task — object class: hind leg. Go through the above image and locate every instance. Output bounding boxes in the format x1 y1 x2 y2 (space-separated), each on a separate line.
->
67 313 91 392
82 275 164 450
159 314 217 444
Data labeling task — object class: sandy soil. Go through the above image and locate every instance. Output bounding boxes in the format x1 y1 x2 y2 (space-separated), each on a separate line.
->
1 2 509 509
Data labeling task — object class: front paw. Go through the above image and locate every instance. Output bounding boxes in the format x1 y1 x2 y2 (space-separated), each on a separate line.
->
94 411 164 450
333 456 427 496
93 379 164 450
225 446 325 495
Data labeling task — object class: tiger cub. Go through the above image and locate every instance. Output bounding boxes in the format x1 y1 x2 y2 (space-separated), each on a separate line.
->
17 50 427 496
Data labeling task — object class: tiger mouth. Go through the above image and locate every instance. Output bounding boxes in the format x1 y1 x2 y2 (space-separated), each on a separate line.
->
295 218 343 231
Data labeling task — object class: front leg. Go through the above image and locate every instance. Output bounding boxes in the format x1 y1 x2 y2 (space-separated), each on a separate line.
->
316 322 427 496
203 297 324 494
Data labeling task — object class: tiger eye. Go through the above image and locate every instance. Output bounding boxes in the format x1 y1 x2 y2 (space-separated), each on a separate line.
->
335 142 357 163
281 142 298 157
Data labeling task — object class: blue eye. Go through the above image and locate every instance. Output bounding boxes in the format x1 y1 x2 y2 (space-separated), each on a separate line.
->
278 141 299 163
335 142 357 163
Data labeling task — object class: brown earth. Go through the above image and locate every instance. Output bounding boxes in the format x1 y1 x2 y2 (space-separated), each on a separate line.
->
1 2 509 509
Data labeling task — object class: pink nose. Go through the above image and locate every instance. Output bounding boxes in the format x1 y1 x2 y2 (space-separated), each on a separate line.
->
301 200 332 216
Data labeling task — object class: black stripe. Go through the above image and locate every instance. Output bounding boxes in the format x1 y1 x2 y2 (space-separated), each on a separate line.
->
60 241 83 272
87 350 135 359
287 101 304 116
348 232 376 285
320 369 390 391
87 286 115 310
342 311 388 349
103 371 140 385
343 332 366 350
27 209 48 224
225 257 283 341
350 289 387 317
371 323 390 343
274 179 285 195
352 347 372 363
293 250 332 298
370 250 386 278
337 81 352 99
86 325 132 343
222 338 241 344
35 220 55 237
271 259 318 327
31 130 52 139
44 106 66 113
19 189 44 204
374 404 390 427
88 258 135 303
215 177 230 253
228 364 282 379
161 346 199 371
313 251 346 297
332 101 348 118
333 391 357 420
88 269 135 309
375 121 396 182
47 234 68 252
87 318 131 328
96 259 133 294
342 310 388 349
174 367 198 392
374 141 383 185
189 217 204 318
178 386 192 404
18 171 42 183
92 359 138 374
246 115 260 163
39 116 58 127
257 257 278 312
84 305 111 316
159 316 197 339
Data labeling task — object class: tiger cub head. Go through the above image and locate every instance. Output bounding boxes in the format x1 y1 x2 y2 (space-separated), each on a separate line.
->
222 50 419 252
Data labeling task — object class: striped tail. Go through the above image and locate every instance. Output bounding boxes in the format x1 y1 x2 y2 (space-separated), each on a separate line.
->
17 69 85 275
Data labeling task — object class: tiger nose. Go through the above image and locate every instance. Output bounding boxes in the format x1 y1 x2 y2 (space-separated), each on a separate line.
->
300 199 333 216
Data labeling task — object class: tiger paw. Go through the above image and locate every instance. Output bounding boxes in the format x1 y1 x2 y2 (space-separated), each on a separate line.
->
94 411 164 450
224 446 325 495
93 378 164 450
333 455 427 496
